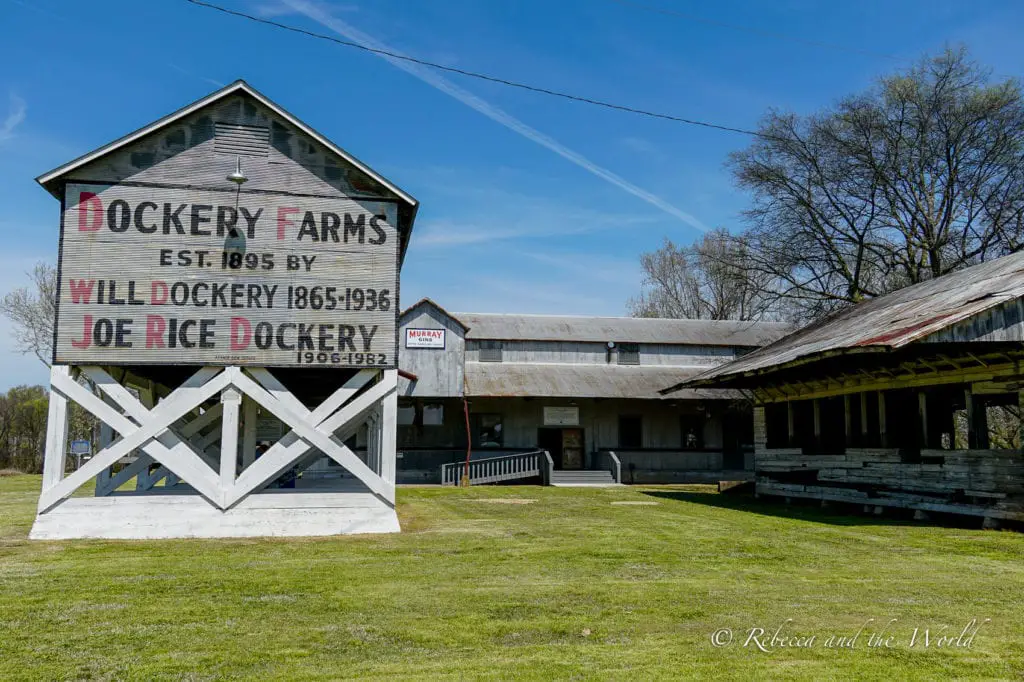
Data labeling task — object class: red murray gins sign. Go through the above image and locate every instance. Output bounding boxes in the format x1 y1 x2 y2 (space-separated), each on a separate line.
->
54 183 400 368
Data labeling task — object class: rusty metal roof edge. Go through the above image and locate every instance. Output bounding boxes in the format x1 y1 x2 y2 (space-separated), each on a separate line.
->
660 346 893 394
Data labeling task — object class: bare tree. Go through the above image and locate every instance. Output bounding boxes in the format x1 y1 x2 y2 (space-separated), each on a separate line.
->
729 48 1024 322
1 262 57 366
630 229 779 320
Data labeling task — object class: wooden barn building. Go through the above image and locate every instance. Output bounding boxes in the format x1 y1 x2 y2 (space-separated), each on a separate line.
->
664 252 1024 527
397 299 790 484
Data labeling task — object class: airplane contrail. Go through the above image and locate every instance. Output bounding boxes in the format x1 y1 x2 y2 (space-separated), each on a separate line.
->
281 0 709 233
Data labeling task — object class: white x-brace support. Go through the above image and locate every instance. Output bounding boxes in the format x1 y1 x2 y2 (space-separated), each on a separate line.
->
38 365 398 514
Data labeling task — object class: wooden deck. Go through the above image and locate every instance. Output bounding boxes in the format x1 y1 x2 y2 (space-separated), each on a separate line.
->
754 448 1024 522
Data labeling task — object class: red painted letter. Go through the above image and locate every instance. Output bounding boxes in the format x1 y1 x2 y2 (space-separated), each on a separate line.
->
77 192 103 232
230 317 252 350
68 279 95 303
151 281 168 305
145 315 166 348
71 315 92 348
277 206 299 240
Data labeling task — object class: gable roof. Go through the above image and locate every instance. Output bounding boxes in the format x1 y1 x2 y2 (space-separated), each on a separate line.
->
664 250 1024 392
452 312 792 347
36 79 419 262
399 298 469 332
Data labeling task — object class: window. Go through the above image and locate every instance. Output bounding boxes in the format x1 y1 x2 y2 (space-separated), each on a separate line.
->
423 403 444 425
617 342 640 365
479 340 503 362
619 415 643 448
397 402 463 449
474 414 504 447
397 404 416 425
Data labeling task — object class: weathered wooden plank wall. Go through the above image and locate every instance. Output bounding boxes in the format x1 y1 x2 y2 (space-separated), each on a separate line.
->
398 307 465 397
55 92 403 370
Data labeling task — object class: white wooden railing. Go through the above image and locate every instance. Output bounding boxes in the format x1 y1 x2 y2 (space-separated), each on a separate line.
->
599 451 622 484
440 450 545 486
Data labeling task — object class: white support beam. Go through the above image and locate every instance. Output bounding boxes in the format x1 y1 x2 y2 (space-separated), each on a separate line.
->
94 390 116 496
33 364 402 539
41 366 71 492
41 367 228 512
225 370 396 507
220 388 241 497
379 370 398 485
242 397 257 469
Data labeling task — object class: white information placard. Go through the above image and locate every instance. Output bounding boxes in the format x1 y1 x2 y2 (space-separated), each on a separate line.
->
405 328 445 349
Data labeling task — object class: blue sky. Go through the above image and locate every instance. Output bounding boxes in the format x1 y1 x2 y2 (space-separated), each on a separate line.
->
1 0 1023 389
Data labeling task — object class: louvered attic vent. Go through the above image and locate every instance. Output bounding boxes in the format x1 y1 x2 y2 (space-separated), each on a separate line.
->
214 123 270 157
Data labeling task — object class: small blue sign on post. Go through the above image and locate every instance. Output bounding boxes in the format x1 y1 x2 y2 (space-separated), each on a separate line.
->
70 440 91 455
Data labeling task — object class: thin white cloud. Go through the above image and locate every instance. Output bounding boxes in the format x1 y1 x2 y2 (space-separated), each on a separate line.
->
411 205 661 248
167 63 225 89
255 1 357 18
517 250 641 287
280 0 709 233
0 93 27 142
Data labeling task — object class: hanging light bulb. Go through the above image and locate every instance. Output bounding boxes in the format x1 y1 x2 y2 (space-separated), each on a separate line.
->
224 156 248 256
227 156 248 185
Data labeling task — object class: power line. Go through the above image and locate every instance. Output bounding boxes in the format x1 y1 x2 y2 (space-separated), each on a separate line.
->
608 0 904 62
183 0 768 140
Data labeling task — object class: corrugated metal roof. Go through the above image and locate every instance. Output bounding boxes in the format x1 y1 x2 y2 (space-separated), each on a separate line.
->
465 362 739 400
453 313 792 347
669 250 1024 390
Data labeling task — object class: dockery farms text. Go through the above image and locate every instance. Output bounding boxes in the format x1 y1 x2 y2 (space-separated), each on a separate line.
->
55 184 400 368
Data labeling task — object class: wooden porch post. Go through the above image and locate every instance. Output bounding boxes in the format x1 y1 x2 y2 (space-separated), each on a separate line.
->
918 391 929 449
964 388 988 450
843 394 852 447
859 392 869 445
1018 389 1024 456
786 401 795 448
812 399 821 449
877 391 888 448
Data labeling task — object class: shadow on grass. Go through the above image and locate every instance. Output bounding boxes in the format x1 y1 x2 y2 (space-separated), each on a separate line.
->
639 488 984 530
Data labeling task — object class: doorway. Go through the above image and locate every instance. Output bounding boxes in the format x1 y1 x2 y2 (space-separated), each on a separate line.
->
537 427 585 470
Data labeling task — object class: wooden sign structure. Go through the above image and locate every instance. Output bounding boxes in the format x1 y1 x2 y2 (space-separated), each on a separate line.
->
31 81 418 539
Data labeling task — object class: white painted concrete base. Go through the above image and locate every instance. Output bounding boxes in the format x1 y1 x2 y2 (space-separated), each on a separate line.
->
30 490 399 539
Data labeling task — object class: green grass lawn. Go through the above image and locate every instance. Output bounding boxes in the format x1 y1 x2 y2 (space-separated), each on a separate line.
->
1 475 1022 681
